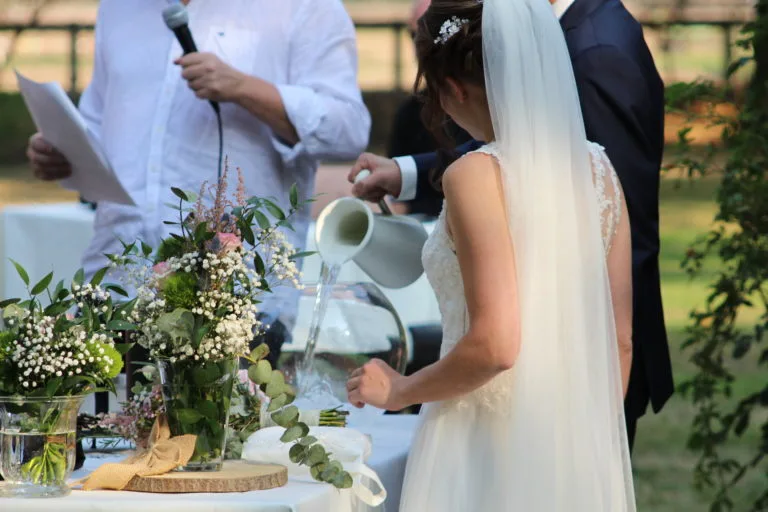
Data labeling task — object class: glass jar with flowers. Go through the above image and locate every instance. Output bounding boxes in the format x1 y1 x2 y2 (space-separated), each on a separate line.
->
0 265 133 497
111 167 310 471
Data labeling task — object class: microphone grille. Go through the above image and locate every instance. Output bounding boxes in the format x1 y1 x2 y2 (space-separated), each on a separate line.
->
162 3 189 30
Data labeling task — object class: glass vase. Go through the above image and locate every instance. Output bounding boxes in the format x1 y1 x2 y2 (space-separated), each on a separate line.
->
0 395 84 498
280 282 408 404
157 358 237 471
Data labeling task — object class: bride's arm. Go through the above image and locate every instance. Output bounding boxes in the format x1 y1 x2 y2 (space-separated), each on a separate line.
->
347 153 521 410
607 187 633 396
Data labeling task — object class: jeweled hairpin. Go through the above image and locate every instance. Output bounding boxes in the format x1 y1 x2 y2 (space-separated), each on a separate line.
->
433 16 470 45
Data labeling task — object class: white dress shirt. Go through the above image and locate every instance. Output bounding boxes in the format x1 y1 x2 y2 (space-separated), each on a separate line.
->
78 0 370 325
395 0 575 201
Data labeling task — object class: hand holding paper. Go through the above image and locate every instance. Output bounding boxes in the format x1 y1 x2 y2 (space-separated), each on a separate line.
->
15 70 135 206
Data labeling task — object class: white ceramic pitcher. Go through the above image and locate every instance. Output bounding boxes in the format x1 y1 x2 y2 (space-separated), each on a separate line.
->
314 197 429 289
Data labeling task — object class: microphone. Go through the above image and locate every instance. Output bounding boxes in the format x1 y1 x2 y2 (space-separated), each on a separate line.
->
162 2 220 114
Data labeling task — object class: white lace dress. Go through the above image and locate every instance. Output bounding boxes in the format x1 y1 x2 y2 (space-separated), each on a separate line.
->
398 142 623 511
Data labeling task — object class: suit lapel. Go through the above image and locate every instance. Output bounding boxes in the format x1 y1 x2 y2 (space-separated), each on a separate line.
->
559 0 610 31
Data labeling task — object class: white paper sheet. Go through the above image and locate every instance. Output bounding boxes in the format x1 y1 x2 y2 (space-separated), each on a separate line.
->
14 70 135 206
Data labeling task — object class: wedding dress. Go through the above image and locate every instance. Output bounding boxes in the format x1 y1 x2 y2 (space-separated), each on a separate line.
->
398 142 629 512
397 0 636 509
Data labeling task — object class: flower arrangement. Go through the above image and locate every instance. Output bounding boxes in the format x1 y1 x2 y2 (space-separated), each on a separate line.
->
0 263 133 494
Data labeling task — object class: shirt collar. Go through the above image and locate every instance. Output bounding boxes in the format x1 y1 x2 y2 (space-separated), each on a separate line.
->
552 0 576 19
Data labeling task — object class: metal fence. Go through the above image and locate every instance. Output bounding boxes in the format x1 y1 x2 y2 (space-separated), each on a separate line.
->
0 15 754 96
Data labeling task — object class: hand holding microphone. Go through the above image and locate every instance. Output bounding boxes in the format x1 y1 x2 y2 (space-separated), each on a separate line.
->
163 2 245 112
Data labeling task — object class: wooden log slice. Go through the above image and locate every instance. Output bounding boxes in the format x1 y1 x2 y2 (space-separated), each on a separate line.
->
123 461 287 493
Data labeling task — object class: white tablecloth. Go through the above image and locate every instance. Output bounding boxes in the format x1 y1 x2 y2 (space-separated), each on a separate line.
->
0 414 421 512
0 203 441 337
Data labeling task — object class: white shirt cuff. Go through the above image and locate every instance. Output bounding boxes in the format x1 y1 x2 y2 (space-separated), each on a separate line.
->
393 155 417 201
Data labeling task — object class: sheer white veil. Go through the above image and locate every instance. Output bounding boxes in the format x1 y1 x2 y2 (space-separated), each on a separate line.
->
481 0 635 509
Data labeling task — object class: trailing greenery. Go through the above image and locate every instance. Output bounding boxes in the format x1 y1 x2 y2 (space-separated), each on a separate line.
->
244 344 354 489
665 3 768 511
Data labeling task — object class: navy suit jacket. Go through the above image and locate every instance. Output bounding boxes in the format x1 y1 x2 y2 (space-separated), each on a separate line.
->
411 0 674 421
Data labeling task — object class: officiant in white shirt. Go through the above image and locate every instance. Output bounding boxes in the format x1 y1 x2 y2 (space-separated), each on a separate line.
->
25 0 371 364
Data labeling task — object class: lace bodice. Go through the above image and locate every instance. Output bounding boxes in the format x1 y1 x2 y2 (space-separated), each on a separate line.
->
420 142 623 412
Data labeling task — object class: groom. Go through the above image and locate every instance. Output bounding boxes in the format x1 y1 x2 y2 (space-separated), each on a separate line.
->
349 0 673 451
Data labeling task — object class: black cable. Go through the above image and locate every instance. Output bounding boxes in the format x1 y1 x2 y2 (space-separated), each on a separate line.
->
214 107 224 181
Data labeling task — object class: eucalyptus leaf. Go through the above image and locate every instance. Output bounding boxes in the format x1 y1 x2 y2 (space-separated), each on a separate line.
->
299 436 318 447
248 360 272 386
289 443 307 464
270 406 299 428
267 393 288 412
280 423 309 443
249 343 270 362
305 444 326 466
265 370 287 396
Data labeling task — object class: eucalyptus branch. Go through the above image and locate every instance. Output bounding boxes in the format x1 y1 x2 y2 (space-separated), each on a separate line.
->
243 344 353 489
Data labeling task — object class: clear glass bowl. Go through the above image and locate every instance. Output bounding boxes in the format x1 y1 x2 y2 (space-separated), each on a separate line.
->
279 282 408 405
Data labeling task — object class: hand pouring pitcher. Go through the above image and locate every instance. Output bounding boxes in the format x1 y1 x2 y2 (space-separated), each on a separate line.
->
314 195 429 289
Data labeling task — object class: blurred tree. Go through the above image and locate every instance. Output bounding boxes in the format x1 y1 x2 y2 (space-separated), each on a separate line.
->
0 0 55 88
666 1 768 511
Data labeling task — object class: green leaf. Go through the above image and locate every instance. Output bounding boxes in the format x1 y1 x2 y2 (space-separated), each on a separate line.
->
253 211 271 231
254 253 266 276
267 393 288 412
45 377 63 397
105 284 129 297
0 298 20 308
249 343 270 362
280 423 309 443
270 406 299 428
289 443 307 464
334 472 353 489
72 268 85 286
107 319 136 331
266 370 287 396
240 222 255 246
194 221 210 244
248 360 272 386
175 408 204 425
141 241 153 257
171 187 189 202
299 436 317 447
289 183 299 209
156 309 195 341
30 272 53 295
198 400 219 421
305 444 326 466
288 251 316 261
10 259 29 286
262 200 286 220
310 462 327 481
192 363 222 387
90 267 109 287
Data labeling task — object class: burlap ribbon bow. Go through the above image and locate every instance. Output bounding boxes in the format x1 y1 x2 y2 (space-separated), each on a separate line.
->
80 414 197 491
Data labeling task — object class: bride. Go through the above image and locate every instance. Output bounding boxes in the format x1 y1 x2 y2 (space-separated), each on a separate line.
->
346 0 636 509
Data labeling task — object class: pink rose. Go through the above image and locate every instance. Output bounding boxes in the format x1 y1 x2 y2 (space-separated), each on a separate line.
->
153 261 170 276
216 232 242 253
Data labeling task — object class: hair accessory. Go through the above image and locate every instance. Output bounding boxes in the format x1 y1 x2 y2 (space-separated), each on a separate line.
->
433 16 470 45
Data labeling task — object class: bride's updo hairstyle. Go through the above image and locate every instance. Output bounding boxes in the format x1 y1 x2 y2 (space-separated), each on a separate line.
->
413 0 485 184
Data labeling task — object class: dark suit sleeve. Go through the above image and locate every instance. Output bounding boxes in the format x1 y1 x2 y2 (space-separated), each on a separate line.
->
571 44 663 266
412 139 483 199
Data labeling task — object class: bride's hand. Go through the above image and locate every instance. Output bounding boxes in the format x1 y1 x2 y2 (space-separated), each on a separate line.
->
346 359 406 411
